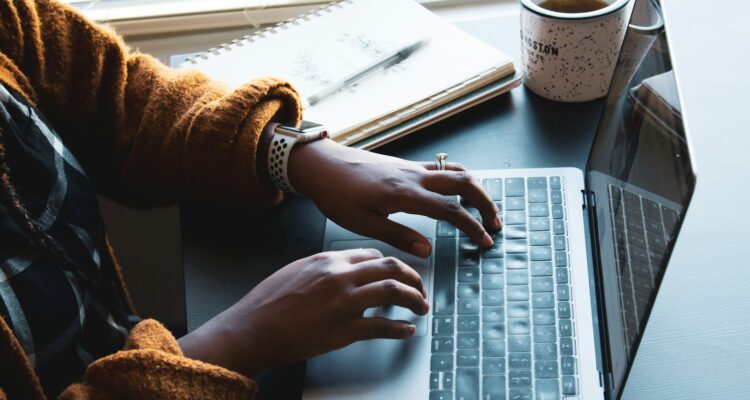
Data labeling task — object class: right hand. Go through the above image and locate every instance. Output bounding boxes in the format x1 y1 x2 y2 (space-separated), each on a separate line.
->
178 248 429 377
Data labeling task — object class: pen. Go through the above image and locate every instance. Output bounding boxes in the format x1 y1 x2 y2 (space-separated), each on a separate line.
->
307 38 429 106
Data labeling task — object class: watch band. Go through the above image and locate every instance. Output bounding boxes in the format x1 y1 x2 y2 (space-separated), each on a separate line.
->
268 133 300 194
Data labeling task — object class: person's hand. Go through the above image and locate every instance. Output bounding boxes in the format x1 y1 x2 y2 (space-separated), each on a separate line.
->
178 248 428 377
288 139 502 258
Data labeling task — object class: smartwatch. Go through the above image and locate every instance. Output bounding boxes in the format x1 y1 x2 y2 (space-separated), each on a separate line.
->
268 120 329 194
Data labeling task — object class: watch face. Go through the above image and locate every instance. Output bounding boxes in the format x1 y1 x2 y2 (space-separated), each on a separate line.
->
298 120 324 131
276 120 328 139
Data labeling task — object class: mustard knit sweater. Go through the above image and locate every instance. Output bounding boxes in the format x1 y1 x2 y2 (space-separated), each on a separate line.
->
0 0 302 398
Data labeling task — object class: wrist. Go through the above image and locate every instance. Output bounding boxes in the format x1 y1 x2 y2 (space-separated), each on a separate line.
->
287 137 338 196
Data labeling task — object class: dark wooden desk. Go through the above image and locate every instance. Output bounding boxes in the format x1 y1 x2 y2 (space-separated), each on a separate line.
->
181 15 604 399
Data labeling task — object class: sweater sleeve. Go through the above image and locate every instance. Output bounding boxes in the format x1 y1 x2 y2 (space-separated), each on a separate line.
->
0 0 302 208
58 319 258 400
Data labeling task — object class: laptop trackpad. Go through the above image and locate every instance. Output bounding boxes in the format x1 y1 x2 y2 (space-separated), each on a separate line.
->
329 239 431 337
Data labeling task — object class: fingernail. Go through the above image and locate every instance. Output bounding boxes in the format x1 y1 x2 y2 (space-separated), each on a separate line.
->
483 232 494 247
421 287 428 298
495 215 503 230
412 241 431 258
423 301 430 314
405 324 416 336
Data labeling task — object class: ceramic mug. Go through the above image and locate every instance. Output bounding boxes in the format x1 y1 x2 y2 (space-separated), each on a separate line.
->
520 0 633 102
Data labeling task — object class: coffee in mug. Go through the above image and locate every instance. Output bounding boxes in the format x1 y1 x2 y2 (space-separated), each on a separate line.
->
520 0 633 102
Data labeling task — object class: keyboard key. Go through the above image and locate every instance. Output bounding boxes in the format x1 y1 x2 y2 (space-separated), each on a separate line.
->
529 218 550 231
530 262 553 276
484 339 506 357
483 178 503 200
506 239 528 254
508 351 532 368
458 283 480 298
534 343 557 360
506 196 526 211
506 254 529 269
562 376 578 395
459 237 480 252
535 361 559 378
553 235 566 251
483 323 506 340
433 316 454 337
532 293 554 309
550 176 561 190
508 302 530 318
535 379 560 400
433 239 456 315
483 274 504 290
457 316 480 332
509 389 532 400
508 336 531 353
458 299 480 315
554 252 568 267
530 247 552 261
550 190 563 204
437 221 457 237
532 277 554 292
483 242 504 258
430 391 452 400
560 338 574 356
482 258 504 274
507 270 529 285
528 190 548 203
483 306 505 323
558 302 572 318
505 178 525 197
559 320 573 337
557 285 570 301
508 370 531 388
431 354 453 371
504 211 526 225
458 333 479 349
508 318 530 335
483 357 506 374
443 372 454 389
528 203 549 217
457 350 479 367
561 356 577 375
507 286 529 301
504 225 527 239
533 325 556 343
483 290 505 306
430 372 440 389
552 220 565 235
459 253 480 268
456 367 479 399
530 231 551 246
458 267 480 282
555 268 569 284
432 337 454 353
551 205 564 219
483 375 505 400
533 309 555 325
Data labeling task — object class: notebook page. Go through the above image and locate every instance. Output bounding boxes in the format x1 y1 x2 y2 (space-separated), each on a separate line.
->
182 0 512 137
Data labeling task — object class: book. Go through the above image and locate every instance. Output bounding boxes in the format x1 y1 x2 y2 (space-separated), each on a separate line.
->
179 0 518 148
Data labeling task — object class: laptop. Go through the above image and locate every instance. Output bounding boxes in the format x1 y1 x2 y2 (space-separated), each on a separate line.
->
304 0 694 399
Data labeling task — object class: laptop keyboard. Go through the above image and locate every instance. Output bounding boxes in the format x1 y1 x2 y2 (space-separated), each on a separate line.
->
608 185 679 354
430 176 579 400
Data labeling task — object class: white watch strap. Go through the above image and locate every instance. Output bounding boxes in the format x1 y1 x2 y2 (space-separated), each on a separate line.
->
268 133 300 194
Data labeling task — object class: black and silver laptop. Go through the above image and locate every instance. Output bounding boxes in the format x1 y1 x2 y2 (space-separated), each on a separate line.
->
304 0 694 398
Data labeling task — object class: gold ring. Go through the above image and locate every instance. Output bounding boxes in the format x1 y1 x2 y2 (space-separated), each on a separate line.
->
435 153 448 171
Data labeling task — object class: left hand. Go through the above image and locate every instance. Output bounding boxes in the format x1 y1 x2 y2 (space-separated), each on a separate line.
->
288 139 502 258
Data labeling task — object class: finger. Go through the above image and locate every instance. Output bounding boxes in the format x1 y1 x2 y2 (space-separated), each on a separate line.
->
347 256 426 298
393 189 493 248
353 213 432 258
345 317 416 342
349 279 429 316
419 161 467 171
327 248 384 264
422 170 502 233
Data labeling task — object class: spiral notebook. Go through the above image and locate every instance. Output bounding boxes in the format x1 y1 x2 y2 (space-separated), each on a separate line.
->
179 0 518 149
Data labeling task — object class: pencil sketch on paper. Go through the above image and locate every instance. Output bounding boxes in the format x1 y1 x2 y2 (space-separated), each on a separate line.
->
291 49 333 92
337 32 407 76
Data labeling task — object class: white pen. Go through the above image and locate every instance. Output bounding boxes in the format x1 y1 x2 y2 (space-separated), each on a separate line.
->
307 37 429 106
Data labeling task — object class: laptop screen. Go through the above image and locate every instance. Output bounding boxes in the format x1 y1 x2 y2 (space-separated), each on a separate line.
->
584 0 695 396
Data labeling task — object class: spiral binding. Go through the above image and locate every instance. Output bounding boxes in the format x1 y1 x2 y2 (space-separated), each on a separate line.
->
186 0 353 64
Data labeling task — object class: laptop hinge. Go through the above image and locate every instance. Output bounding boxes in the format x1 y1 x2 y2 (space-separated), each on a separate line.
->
581 190 588 209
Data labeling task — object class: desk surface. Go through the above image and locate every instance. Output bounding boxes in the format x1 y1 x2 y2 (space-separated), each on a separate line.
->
182 2 750 399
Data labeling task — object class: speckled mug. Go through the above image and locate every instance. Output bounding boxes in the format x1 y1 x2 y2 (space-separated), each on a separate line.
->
520 0 632 102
